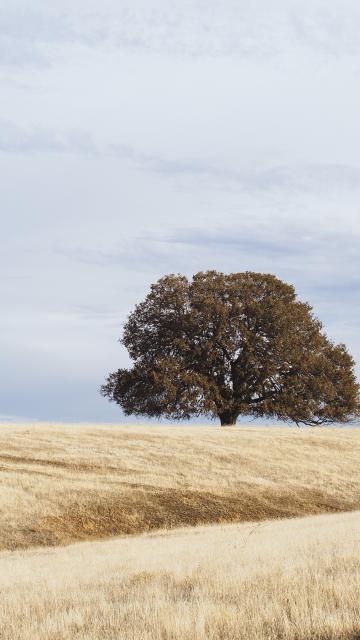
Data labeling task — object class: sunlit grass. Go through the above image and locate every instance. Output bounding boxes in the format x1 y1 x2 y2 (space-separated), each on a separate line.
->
0 510 359 639
0 422 360 550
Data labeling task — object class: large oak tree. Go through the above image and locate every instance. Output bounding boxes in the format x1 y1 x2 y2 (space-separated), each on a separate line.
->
101 271 360 426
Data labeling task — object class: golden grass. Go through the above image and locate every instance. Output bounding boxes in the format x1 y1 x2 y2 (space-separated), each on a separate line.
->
0 510 359 639
1 422 360 550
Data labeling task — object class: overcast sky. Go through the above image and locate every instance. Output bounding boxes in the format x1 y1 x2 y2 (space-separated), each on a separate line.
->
1 0 360 422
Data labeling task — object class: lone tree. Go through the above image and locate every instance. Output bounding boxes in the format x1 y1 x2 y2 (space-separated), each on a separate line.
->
101 271 360 426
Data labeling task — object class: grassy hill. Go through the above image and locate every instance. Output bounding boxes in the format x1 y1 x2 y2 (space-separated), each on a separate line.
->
1 422 360 550
1 510 359 639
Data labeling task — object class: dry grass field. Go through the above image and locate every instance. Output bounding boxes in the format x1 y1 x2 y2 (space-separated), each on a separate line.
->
1 422 360 551
1 423 360 639
0 510 359 639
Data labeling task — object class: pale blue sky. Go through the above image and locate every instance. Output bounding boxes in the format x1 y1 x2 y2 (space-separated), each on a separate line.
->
1 0 359 421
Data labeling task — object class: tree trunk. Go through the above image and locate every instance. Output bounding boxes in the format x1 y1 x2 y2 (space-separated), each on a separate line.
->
219 411 238 426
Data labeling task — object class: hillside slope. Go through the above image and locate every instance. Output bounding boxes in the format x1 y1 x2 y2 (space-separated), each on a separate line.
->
1 510 359 639
1 423 360 550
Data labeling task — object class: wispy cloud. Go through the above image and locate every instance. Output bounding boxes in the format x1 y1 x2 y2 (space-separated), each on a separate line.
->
54 212 360 293
149 160 360 194
0 9 74 67
151 220 360 271
2 118 360 204
3 1 360 70
54 241 189 273
0 119 97 154
290 3 360 56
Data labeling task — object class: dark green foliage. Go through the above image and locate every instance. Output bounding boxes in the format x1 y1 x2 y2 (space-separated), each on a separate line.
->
101 271 360 426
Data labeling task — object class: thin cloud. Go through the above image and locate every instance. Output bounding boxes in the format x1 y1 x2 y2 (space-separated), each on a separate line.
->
2 120 360 203
148 160 360 194
0 120 97 154
110 142 360 194
3 1 360 70
153 223 360 270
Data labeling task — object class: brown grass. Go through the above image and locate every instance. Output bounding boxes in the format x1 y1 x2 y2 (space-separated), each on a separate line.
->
0 510 359 639
1 422 360 550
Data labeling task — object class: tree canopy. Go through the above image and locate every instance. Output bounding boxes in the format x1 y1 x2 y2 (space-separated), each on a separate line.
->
101 271 360 426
